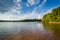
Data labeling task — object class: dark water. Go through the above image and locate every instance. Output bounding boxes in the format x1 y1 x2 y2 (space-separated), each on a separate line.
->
0 22 60 40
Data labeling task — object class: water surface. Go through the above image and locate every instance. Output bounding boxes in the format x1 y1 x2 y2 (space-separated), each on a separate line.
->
0 22 60 40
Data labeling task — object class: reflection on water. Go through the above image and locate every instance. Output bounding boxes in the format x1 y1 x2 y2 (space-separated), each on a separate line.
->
43 23 60 40
0 22 60 40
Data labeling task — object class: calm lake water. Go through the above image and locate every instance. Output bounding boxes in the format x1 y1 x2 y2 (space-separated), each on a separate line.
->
0 22 60 40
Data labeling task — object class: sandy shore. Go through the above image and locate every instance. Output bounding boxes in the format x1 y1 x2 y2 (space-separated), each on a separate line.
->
48 22 60 24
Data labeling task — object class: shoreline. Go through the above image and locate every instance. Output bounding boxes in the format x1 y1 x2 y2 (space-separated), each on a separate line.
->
48 22 60 24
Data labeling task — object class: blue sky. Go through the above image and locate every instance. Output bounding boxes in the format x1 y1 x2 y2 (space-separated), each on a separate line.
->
0 0 60 20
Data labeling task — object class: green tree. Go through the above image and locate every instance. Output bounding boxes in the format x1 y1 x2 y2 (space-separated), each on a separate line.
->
42 7 60 22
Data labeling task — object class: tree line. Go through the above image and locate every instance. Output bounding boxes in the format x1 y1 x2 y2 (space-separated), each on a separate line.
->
42 7 60 22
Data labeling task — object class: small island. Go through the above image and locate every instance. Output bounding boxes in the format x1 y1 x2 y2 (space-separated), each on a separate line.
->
42 7 60 24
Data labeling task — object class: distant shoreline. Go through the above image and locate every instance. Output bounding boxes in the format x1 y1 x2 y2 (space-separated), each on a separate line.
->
0 19 42 22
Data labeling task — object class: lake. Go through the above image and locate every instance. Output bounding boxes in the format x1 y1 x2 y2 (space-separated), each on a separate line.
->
0 22 60 40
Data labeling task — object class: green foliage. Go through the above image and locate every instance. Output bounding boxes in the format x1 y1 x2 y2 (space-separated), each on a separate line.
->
42 7 60 22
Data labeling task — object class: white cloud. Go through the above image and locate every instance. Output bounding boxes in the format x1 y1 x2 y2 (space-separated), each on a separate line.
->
0 0 22 20
0 11 38 20
26 3 30 7
43 0 47 3
27 0 40 6
29 0 47 16
13 0 22 14
27 0 47 19
0 0 52 20
13 0 21 2
0 8 52 20
10 7 21 14
27 0 47 7
0 14 15 20
39 0 47 7
27 0 35 5
16 4 22 9
10 2 22 14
